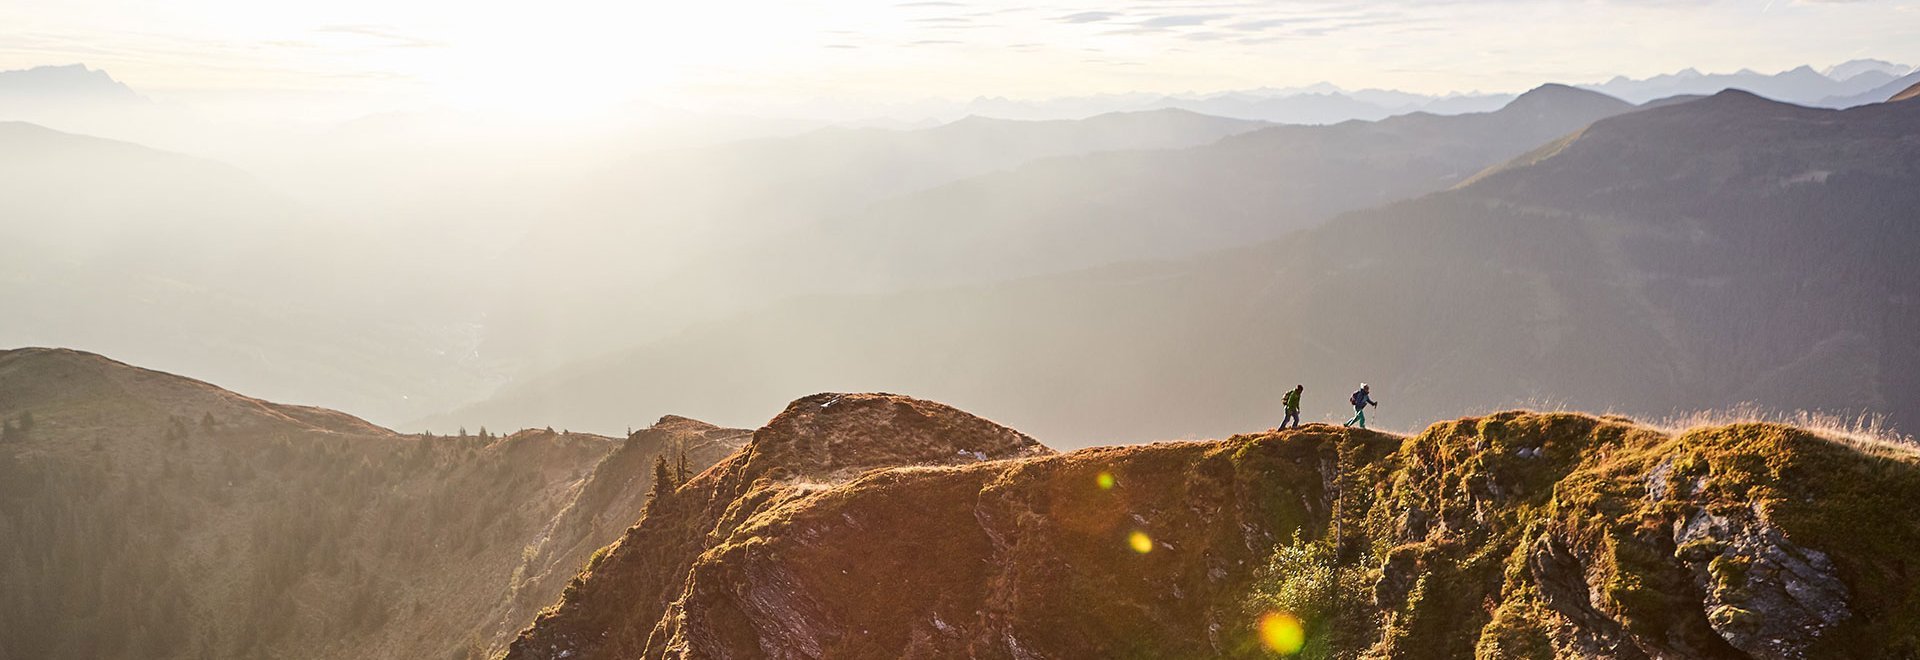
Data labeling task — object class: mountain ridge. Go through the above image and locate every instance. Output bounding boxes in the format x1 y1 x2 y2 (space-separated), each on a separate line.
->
505 392 1920 659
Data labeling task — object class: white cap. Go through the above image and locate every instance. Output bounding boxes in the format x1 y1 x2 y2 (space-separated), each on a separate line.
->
1360 383 1369 388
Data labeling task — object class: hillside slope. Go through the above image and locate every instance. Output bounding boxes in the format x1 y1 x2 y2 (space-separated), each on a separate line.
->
442 89 1920 446
0 348 745 659
508 393 1920 659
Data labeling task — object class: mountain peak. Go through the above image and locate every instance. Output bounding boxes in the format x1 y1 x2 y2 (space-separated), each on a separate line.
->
0 63 143 101
738 392 1052 482
1697 87 1786 108
1501 83 1631 114
1825 58 1914 81
0 346 390 437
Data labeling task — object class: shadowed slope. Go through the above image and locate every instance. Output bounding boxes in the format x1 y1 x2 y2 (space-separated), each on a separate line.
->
0 348 745 659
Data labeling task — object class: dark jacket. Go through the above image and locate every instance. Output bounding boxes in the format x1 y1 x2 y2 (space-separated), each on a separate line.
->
1350 389 1375 409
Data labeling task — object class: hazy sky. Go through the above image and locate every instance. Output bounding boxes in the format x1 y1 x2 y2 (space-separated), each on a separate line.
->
4 0 1918 117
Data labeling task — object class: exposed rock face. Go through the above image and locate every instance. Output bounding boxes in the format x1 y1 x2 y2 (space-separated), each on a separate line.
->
505 393 1053 660
1674 507 1850 658
509 404 1920 660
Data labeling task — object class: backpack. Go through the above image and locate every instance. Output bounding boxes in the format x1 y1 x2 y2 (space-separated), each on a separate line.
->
1350 390 1364 407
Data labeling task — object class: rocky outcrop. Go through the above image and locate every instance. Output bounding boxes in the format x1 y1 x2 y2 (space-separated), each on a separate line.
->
504 393 1053 660
1673 506 1850 658
509 404 1920 660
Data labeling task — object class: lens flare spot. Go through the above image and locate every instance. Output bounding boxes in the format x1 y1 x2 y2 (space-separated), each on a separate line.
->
1128 531 1153 554
1096 472 1116 490
1257 611 1305 655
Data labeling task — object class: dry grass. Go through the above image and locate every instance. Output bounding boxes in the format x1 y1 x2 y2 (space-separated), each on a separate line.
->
1458 397 1916 459
1637 403 1918 459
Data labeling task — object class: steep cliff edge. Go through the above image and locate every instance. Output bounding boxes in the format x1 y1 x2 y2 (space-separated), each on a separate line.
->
508 400 1920 659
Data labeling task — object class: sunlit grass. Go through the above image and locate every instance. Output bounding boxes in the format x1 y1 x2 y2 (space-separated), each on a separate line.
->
1639 404 1916 458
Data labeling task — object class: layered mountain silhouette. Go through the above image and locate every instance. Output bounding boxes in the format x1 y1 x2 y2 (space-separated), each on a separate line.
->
1583 60 1913 107
487 108 1271 361
547 83 1641 340
1817 69 1920 108
442 89 1920 445
0 348 746 659
731 84 1634 292
546 108 1270 247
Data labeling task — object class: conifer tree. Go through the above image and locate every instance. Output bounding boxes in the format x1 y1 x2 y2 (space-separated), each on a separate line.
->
648 454 677 505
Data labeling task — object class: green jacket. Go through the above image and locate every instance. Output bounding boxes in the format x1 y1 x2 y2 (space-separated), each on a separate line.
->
1283 390 1301 411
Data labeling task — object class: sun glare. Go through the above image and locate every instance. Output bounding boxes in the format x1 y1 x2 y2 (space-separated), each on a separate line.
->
1128 531 1153 554
1258 612 1305 655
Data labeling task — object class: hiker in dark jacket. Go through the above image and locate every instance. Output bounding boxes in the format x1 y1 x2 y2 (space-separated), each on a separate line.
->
1343 383 1378 429
1279 385 1304 430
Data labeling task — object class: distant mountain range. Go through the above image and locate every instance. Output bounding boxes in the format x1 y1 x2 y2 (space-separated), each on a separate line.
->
1579 62 1916 107
700 84 1639 294
441 88 1920 445
12 59 1911 134
0 63 143 105
8 59 1920 439
476 84 1642 373
945 85 1515 124
851 59 1913 123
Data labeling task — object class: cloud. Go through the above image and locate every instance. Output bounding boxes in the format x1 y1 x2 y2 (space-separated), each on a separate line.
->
1227 18 1295 31
314 25 444 49
896 1 967 6
1136 14 1232 28
1058 11 1124 23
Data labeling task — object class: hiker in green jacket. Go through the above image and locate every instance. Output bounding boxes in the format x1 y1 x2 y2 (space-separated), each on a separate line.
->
1344 384 1378 429
1279 385 1304 430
